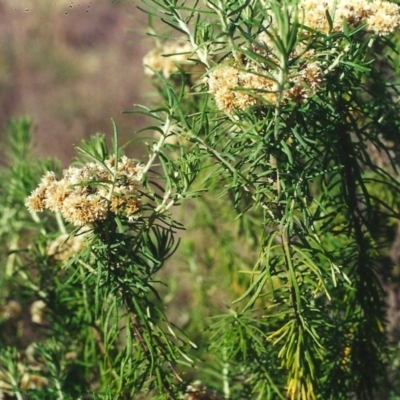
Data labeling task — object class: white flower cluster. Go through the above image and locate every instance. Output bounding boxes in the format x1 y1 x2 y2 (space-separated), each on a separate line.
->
143 39 197 79
206 50 324 112
298 0 400 36
26 156 143 226
206 0 400 112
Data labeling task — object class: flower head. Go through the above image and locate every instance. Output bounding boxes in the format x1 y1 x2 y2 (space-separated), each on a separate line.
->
206 50 325 112
143 39 197 79
47 233 87 261
298 0 400 35
26 156 143 226
367 0 400 35
206 64 277 112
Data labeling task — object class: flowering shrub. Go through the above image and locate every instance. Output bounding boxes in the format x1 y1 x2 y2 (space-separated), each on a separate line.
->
2 0 400 399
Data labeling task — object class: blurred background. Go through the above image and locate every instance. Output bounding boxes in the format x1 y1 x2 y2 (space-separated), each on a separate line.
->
0 0 151 164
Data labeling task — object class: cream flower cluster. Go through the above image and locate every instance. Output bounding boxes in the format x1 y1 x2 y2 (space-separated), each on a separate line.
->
206 52 324 112
143 39 197 79
206 64 278 112
299 0 400 36
26 156 143 226
206 0 400 112
47 233 86 261
260 0 400 38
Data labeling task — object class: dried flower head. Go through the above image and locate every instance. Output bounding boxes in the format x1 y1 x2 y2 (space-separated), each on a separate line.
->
333 0 373 30
18 362 48 391
25 172 56 213
47 233 86 261
0 300 22 320
206 64 277 112
257 0 399 41
0 371 12 393
297 0 333 34
207 51 325 111
183 380 220 400
30 300 47 325
298 0 400 35
367 0 400 35
26 156 143 226
143 39 197 79
20 372 48 390
287 59 325 102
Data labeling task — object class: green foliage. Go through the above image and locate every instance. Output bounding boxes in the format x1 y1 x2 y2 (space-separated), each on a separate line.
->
2 1 400 399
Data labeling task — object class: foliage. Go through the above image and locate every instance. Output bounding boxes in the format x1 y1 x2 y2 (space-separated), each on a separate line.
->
2 1 400 399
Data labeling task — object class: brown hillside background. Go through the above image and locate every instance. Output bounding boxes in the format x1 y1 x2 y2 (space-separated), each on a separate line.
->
0 0 152 164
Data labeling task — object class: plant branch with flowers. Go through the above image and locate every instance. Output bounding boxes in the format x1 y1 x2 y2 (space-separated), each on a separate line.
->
2 0 400 399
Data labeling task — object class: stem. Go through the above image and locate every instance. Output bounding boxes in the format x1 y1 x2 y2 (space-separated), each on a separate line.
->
54 378 65 400
29 211 47 235
122 284 177 398
281 225 301 324
191 135 253 191
55 211 67 235
8 373 24 400
5 234 18 277
141 117 171 176
91 325 120 382
222 347 230 399
271 17 301 320
176 19 210 67
338 126 384 397
205 0 240 61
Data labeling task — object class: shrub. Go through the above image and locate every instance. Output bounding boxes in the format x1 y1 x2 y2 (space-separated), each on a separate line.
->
2 1 400 399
